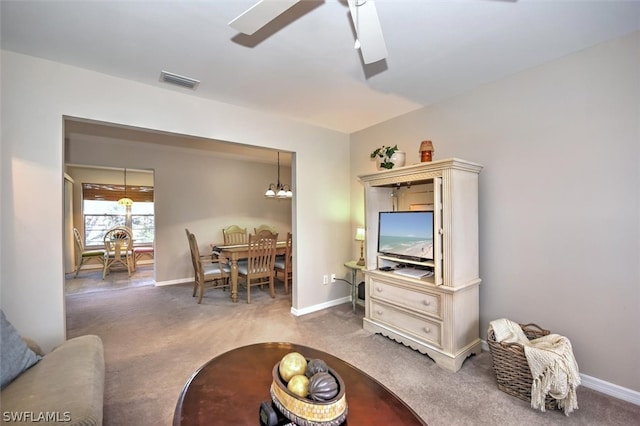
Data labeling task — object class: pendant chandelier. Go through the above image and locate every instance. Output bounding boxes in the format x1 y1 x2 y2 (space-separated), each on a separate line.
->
264 152 292 199
117 168 134 206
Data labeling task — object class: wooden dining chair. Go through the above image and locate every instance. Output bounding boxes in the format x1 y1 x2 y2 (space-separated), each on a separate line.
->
254 224 277 235
102 226 134 279
73 227 105 278
186 229 230 304
237 232 278 303
222 225 248 245
274 232 292 294
254 229 277 240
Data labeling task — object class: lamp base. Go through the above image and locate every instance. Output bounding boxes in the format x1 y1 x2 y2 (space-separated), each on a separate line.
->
356 258 365 266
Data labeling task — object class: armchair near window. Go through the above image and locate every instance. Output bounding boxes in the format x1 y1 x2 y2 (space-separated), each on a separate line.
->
186 229 230 304
238 232 278 303
222 225 248 245
73 227 105 278
274 232 292 294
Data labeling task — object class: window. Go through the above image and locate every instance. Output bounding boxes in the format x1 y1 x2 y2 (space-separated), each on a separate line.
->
82 182 154 248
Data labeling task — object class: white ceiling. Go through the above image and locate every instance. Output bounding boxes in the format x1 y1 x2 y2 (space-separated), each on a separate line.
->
2 0 639 134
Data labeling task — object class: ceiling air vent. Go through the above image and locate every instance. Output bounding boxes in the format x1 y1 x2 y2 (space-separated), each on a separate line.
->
160 71 200 90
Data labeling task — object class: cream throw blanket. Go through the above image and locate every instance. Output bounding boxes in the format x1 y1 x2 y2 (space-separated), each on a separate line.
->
490 318 580 415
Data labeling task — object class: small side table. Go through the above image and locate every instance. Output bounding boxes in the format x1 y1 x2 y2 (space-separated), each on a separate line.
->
344 260 366 313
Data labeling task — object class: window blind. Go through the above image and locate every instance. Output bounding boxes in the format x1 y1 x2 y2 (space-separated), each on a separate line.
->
82 183 154 202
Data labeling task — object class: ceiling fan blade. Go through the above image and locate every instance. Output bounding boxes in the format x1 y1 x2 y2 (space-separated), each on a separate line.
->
347 0 388 64
229 0 302 35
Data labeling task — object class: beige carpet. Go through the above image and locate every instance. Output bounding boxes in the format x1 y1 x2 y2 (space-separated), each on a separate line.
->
65 283 639 426
65 264 155 295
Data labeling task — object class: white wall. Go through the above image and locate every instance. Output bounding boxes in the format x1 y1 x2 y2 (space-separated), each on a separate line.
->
350 32 640 391
1 50 352 351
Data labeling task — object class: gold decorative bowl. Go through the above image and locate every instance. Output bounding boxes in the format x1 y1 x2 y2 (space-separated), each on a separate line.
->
270 362 348 426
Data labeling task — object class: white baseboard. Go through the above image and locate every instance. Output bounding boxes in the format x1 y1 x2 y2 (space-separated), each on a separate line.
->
480 340 640 406
155 277 192 286
579 374 640 405
290 296 351 316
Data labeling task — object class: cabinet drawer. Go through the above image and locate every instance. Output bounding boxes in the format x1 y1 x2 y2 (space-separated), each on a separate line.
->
370 279 441 319
370 300 442 347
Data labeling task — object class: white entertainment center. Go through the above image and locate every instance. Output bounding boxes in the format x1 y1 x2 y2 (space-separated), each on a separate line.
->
359 158 482 372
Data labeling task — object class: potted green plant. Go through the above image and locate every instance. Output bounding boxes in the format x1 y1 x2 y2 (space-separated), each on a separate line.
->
370 145 405 169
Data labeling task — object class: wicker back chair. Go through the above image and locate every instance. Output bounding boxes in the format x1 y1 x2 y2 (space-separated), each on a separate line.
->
102 226 134 279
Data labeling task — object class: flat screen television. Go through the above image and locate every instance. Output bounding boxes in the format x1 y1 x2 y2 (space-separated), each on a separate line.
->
377 211 434 261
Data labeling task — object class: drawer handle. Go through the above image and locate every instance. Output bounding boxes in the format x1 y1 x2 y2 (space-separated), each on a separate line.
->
422 300 431 306
423 327 431 333
376 310 384 315
375 287 383 293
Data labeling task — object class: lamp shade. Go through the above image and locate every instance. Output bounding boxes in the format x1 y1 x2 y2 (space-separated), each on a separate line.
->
355 227 366 241
265 184 276 197
419 140 434 162
419 140 434 152
117 197 134 206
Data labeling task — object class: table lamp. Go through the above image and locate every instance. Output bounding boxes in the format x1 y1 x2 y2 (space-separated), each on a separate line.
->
419 140 434 162
355 227 366 266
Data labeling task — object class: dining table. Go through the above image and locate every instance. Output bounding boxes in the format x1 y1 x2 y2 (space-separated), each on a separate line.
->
212 241 288 303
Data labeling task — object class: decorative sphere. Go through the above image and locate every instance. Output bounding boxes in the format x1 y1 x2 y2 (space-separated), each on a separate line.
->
279 352 307 382
287 374 310 398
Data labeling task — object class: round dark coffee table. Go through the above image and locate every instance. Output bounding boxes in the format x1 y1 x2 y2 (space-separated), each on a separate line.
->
174 342 426 425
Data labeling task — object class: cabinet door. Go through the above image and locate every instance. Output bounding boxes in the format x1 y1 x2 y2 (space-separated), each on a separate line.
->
433 177 443 285
364 186 393 270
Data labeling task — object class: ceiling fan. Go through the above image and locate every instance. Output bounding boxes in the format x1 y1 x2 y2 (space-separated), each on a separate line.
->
229 0 388 64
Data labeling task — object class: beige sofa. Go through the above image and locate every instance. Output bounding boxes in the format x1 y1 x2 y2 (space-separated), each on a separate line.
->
1 334 105 425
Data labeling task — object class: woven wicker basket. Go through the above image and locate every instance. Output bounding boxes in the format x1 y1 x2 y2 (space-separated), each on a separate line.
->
270 362 348 426
487 322 559 410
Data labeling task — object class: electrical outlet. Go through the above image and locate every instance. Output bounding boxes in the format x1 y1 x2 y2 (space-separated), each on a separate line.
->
330 274 336 283
322 274 329 285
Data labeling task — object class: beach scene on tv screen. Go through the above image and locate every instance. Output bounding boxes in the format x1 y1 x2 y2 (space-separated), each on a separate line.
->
379 213 434 259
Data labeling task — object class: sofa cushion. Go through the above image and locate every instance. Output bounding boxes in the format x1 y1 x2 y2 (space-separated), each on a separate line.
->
1 335 105 426
1 310 41 389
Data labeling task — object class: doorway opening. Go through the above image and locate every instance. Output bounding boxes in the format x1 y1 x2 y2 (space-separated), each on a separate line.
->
63 117 295 299
64 165 156 295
